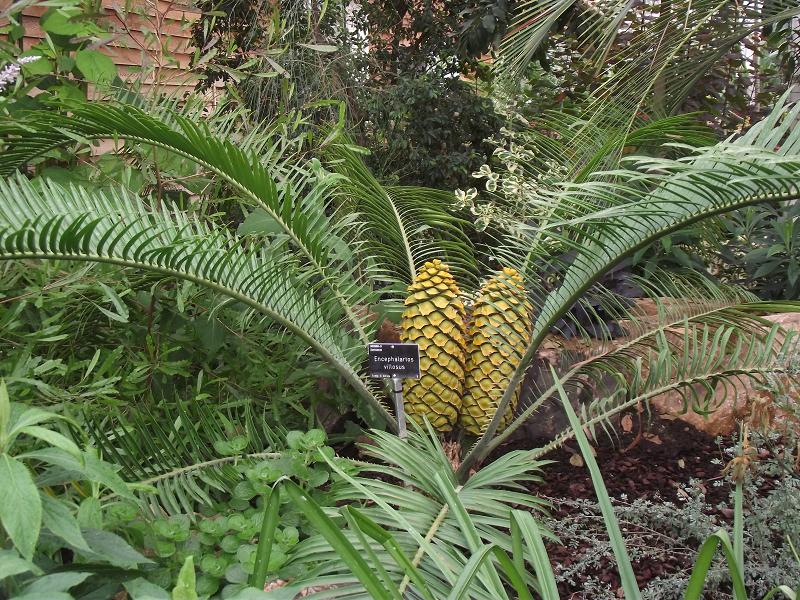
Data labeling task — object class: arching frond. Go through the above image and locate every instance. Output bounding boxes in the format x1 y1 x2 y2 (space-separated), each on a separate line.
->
0 99 376 343
484 277 800 456
496 1 800 175
281 423 549 599
531 319 800 459
458 96 800 477
0 175 393 426
89 399 284 516
325 142 480 292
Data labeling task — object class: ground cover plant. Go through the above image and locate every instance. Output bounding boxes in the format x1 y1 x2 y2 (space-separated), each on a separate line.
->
1 0 800 598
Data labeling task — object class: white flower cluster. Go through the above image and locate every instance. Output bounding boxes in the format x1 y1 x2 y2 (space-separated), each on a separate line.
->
453 125 571 233
0 56 41 93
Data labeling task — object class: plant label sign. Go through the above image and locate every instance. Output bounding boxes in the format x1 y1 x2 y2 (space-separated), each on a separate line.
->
368 343 420 379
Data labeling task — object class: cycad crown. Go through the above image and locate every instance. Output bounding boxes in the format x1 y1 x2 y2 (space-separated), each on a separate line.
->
400 260 467 431
460 268 532 436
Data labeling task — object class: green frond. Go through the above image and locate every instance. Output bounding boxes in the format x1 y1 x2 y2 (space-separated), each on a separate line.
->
460 97 800 477
532 319 800 459
0 175 393 425
89 399 283 516
0 99 377 344
485 282 799 456
281 423 549 599
496 1 800 174
325 142 480 292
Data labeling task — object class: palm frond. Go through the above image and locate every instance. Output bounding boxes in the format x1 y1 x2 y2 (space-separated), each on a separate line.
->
459 95 800 477
0 175 392 425
325 142 480 292
497 1 800 175
89 398 283 516
0 99 377 344
281 423 550 599
532 318 800 459
484 275 797 454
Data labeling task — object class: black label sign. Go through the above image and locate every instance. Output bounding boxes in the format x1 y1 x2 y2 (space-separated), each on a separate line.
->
368 343 420 379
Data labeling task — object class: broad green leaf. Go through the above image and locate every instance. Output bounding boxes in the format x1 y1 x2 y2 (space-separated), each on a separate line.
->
83 453 135 499
0 380 9 441
684 529 748 600
41 493 91 552
762 586 798 600
20 55 54 76
228 588 278 598
20 426 81 459
510 511 559 600
74 50 116 85
445 544 521 600
345 506 435 600
250 486 280 589
297 43 338 53
78 497 103 530
81 529 152 568
11 593 73 600
7 405 63 440
124 578 170 600
172 556 198 600
22 571 92 594
238 208 283 236
0 454 41 560
53 83 86 102
0 549 40 581
97 282 130 323
283 480 392 600
40 7 85 35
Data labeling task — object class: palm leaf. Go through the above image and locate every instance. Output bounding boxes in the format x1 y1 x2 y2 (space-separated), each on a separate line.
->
458 95 800 477
280 423 550 599
325 142 480 292
88 397 283 516
0 99 377 345
532 319 800 459
0 175 392 425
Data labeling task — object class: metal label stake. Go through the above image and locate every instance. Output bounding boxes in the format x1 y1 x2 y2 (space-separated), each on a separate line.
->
367 342 420 440
390 375 407 439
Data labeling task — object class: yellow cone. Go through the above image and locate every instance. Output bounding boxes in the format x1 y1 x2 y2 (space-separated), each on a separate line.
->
460 268 531 435
400 260 467 431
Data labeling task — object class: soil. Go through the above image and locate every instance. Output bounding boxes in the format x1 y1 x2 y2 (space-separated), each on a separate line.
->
528 416 731 505
504 414 787 598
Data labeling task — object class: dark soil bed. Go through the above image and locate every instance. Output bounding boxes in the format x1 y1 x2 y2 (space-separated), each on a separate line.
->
529 416 730 505
504 415 789 598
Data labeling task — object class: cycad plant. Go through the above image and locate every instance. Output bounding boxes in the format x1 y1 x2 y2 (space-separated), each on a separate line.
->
1 87 800 485
2 1 800 495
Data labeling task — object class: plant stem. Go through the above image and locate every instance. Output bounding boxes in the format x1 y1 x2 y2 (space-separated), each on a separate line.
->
397 488 458 595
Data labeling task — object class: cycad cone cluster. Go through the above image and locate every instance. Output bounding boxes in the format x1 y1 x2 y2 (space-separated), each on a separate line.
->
400 260 467 431
400 261 531 434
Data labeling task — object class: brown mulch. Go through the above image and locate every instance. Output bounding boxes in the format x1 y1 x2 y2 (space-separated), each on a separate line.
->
529 417 730 506
504 415 786 598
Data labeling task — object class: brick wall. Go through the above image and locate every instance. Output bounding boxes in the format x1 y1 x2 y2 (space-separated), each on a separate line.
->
2 0 213 98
